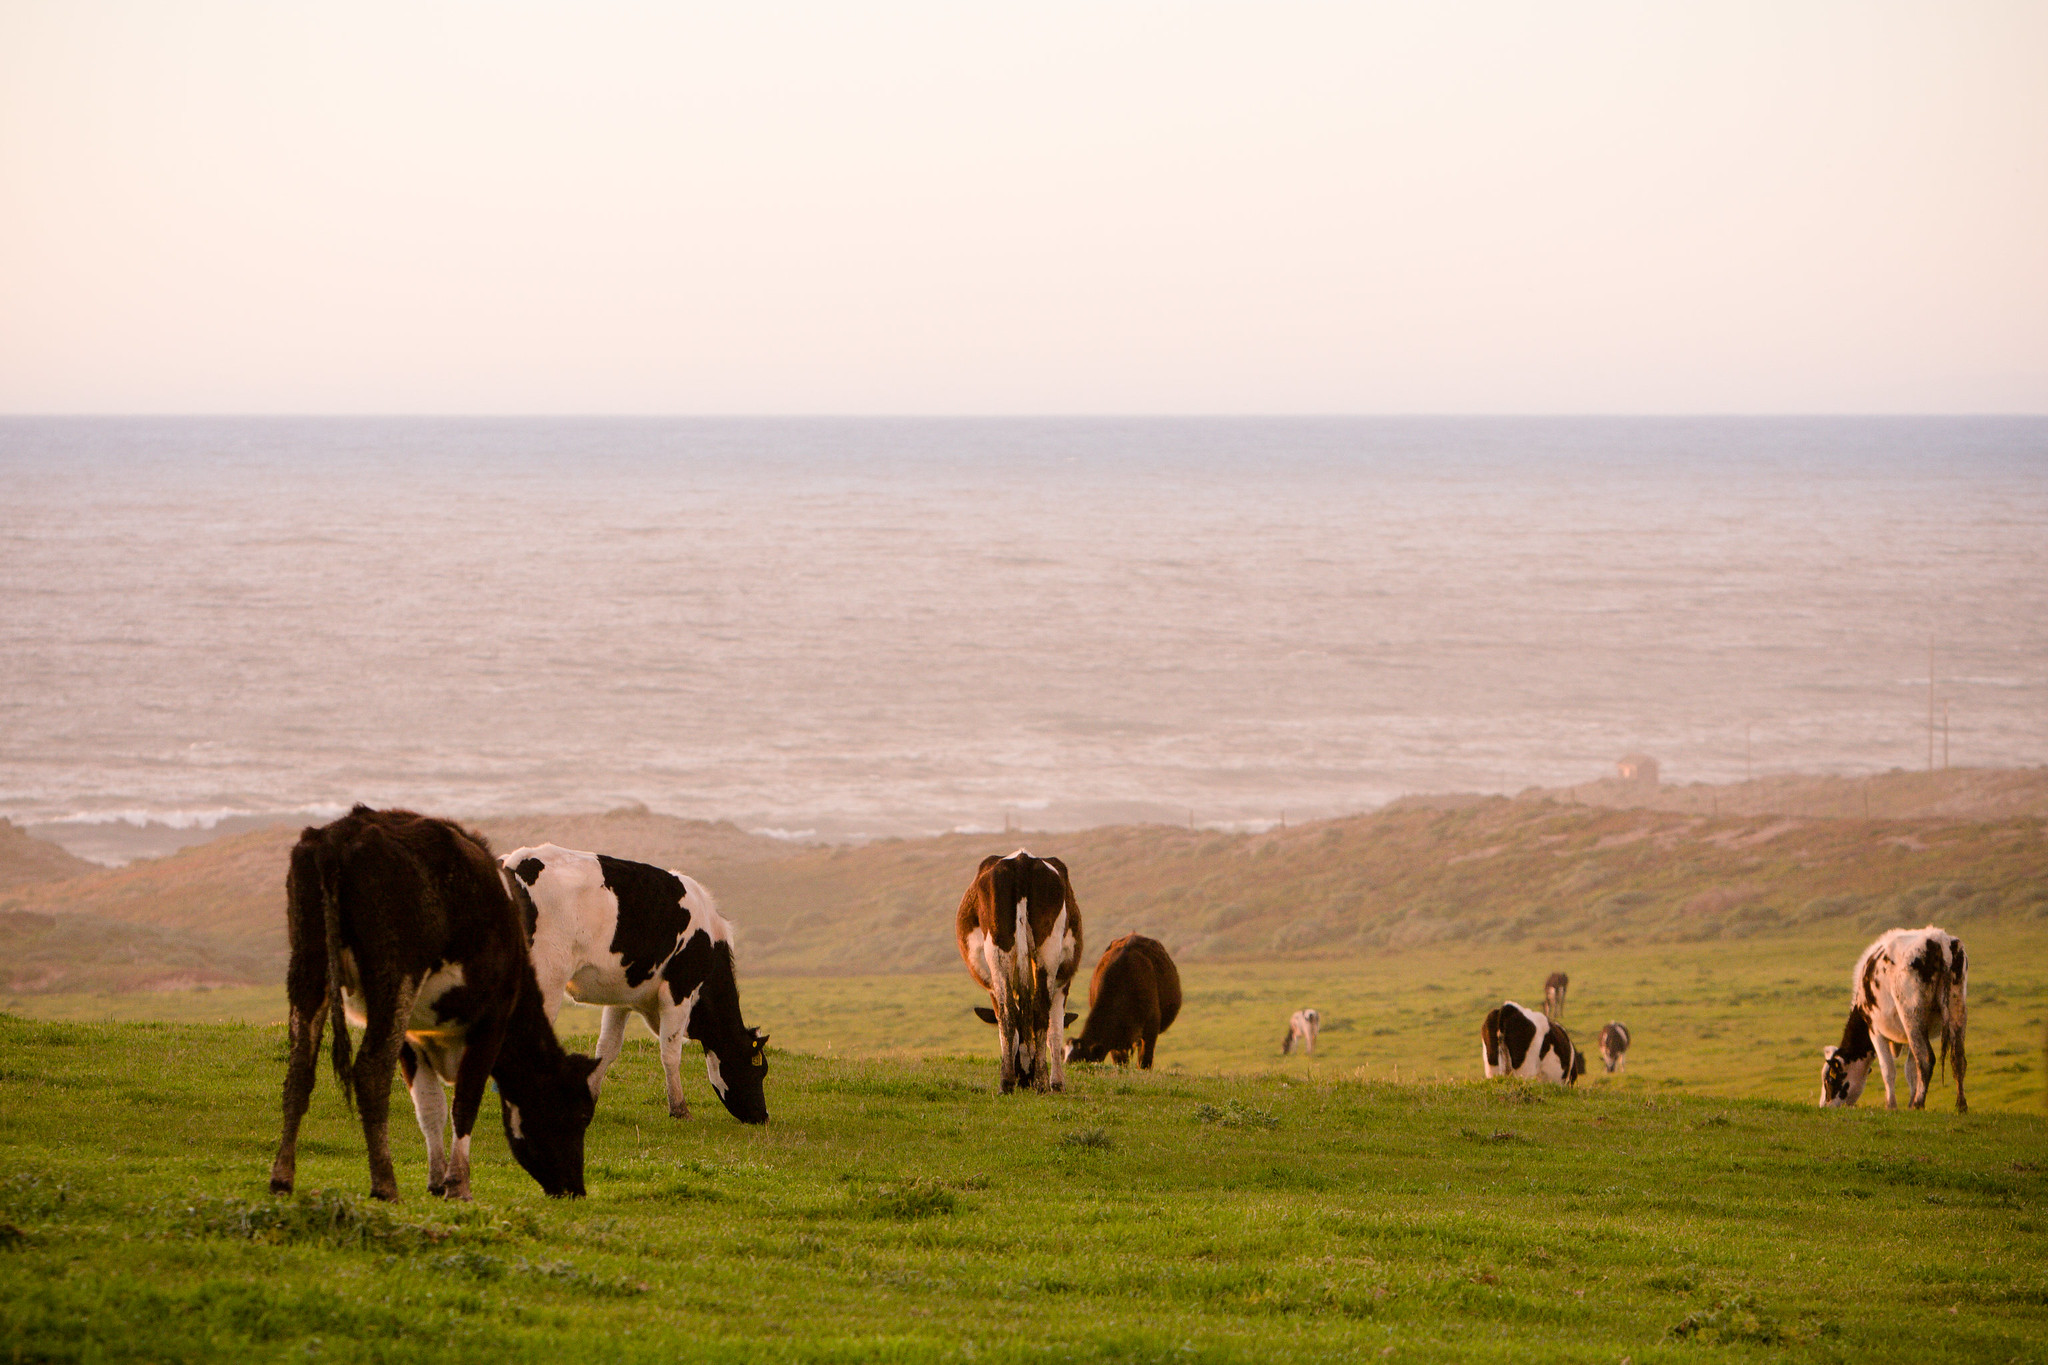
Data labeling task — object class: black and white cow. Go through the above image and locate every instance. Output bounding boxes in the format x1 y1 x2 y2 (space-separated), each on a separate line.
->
1282 1008 1320 1056
499 844 769 1125
1543 972 1569 1018
1598 1021 1630 1073
270 806 599 1202
1820 924 1967 1111
1481 1001 1585 1085
957 850 1083 1093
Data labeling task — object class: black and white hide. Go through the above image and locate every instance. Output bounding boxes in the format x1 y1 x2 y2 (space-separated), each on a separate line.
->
500 845 769 1125
1481 1001 1585 1085
1598 1021 1630 1073
1820 925 1967 1111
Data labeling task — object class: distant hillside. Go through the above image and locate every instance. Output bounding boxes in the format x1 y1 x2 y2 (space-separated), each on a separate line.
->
5 789 2042 993
1528 764 2048 821
0 819 98 891
714 800 2048 973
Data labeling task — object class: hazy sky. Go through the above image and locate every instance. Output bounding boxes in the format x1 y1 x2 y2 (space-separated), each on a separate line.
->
2 3 2043 414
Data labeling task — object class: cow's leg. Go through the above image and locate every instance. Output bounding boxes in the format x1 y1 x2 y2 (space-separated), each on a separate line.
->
1952 1024 1967 1113
996 1018 1018 1094
350 976 418 1202
270 999 327 1195
653 1003 692 1118
1046 986 1069 1092
592 1005 633 1099
401 1042 450 1195
1873 1035 1901 1110
1139 1030 1158 1070
1905 1020 1936 1110
445 1030 501 1201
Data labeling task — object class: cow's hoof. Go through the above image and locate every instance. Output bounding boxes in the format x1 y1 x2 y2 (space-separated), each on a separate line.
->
669 1104 691 1119
427 1181 446 1197
369 1187 400 1203
269 1178 293 1196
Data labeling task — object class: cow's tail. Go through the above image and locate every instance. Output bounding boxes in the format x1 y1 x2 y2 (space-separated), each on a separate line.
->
1282 1026 1295 1055
316 834 355 1109
1940 939 1967 1091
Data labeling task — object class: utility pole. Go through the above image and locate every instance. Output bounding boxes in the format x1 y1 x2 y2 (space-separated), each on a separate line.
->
1943 702 1950 770
1745 724 1752 783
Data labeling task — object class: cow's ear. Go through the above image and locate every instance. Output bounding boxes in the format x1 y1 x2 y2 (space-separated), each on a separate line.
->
1821 1046 1837 1060
1064 1012 1078 1027
974 1007 998 1025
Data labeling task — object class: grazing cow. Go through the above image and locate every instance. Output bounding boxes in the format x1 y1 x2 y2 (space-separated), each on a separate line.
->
1543 972 1569 1018
1067 934 1182 1069
1481 1001 1585 1085
270 807 598 1202
1599 1021 1631 1073
1820 925 1968 1111
1282 1008 1321 1056
958 850 1083 1093
499 845 769 1125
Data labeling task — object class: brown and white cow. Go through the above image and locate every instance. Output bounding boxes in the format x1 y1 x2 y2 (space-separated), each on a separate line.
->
1820 924 1968 1111
958 850 1082 1093
499 844 769 1125
1543 972 1569 1018
1282 1007 1320 1056
1481 1001 1585 1085
270 806 599 1202
1067 933 1181 1069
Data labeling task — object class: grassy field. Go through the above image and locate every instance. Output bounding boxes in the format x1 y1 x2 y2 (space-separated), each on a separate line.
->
2 1010 2046 1364
12 922 2046 1111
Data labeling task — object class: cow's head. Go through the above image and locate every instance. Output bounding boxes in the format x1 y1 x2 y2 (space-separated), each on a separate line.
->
1062 1029 1112 1065
705 1026 771 1125
1820 1007 1875 1107
1819 1046 1871 1107
502 1052 599 1197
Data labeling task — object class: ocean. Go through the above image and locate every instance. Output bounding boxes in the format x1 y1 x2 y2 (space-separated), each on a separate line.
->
3 416 2043 863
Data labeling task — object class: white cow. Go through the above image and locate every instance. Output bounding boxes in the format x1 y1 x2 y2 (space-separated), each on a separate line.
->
1481 1001 1585 1085
1282 1008 1320 1056
499 844 769 1124
1820 924 1967 1111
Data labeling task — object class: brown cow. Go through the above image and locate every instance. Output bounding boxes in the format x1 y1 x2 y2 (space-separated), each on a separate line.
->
1543 972 1569 1018
957 850 1082 1093
269 806 598 1201
1067 933 1181 1069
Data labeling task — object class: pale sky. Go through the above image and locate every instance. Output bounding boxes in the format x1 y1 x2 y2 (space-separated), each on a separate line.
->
2 3 2043 414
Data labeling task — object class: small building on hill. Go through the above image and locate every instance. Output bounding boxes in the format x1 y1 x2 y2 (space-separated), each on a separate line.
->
1616 754 1659 785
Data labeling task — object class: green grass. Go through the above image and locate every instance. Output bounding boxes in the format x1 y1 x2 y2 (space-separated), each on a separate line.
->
3 1005 2047 1362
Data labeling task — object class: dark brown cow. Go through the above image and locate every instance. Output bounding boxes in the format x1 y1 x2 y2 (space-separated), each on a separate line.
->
1067 933 1182 1069
957 850 1082 1093
269 806 598 1202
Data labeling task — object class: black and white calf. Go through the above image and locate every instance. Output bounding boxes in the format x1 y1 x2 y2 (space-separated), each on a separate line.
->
500 845 769 1125
270 807 599 1202
1481 1001 1585 1085
1820 924 1967 1111
1598 1022 1630 1073
1282 1008 1320 1056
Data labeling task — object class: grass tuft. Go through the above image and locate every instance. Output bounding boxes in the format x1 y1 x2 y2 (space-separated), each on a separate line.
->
1060 1127 1115 1150
846 1177 958 1220
1191 1100 1279 1129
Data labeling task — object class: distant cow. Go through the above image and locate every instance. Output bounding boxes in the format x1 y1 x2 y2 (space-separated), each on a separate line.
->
499 845 769 1125
1821 925 1967 1111
1481 1001 1585 1085
1599 1021 1631 1073
1543 972 1569 1018
958 850 1083 1093
1282 1008 1320 1056
1068 934 1181 1069
270 807 598 1202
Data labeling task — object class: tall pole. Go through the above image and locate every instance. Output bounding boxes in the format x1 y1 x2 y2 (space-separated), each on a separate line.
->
1943 702 1950 770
